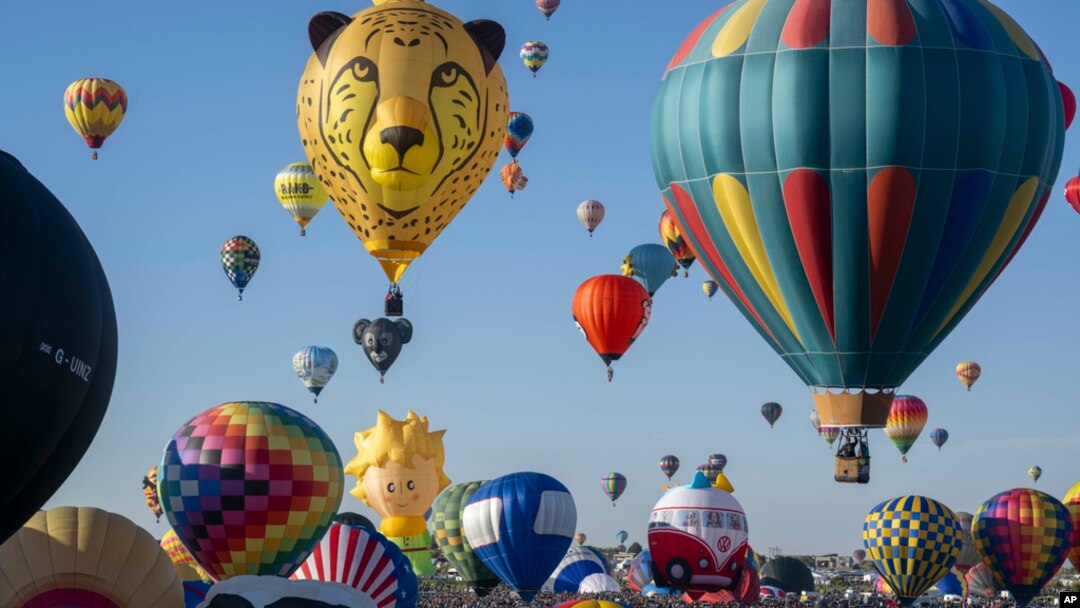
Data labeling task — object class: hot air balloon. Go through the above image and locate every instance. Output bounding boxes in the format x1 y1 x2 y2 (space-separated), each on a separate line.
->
627 550 653 592
760 556 814 595
143 465 163 522
647 472 748 597
462 472 577 602
544 545 612 593
1028 466 1042 484
809 410 821 433
659 209 696 277
651 0 1067 480
297 3 508 313
0 151 118 547
761 402 782 428
621 244 677 296
505 112 534 159
354 318 413 383
197 576 379 608
601 472 626 506
852 549 865 563
1065 176 1080 214
536 0 560 20
972 488 1073 607
965 563 999 599
161 528 212 583
291 522 418 608
63 78 127 160
221 236 260 301
696 462 722 485
1061 83 1076 130
577 200 605 237
432 481 501 597
885 395 928 462
616 530 629 545
0 507 183 607
275 162 328 236
820 426 840 447
520 41 549 76
930 428 949 451
708 453 727 471
335 511 377 530
953 512 980 574
955 362 982 391
863 496 963 606
572 275 652 381
292 346 338 403
159 402 344 580
554 602 630 608
702 280 718 300
574 533 587 545
659 455 679 481
500 160 527 197
934 569 968 599
1064 481 1079 571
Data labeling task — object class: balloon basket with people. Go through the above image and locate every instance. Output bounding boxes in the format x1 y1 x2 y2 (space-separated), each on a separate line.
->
834 429 870 484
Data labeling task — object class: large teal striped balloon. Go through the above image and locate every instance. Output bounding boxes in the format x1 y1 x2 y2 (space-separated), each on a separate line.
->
650 1 1066 400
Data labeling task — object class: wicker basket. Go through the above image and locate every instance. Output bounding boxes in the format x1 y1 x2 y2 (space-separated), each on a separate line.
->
835 456 870 484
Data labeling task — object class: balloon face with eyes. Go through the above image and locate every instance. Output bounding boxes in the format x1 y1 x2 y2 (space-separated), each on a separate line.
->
353 317 412 378
361 453 441 519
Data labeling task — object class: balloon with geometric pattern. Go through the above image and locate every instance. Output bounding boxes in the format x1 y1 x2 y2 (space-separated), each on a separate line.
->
520 41 549 76
933 568 968 599
64 78 127 160
863 496 963 607
659 209 696 276
955 362 982 391
535 0 559 20
274 163 328 237
159 401 344 581
820 426 840 447
659 455 679 481
220 236 260 301
885 395 928 462
432 481 501 597
651 0 1067 438
1063 481 1080 571
601 472 626 506
161 528 213 583
972 488 1073 607
504 112 533 159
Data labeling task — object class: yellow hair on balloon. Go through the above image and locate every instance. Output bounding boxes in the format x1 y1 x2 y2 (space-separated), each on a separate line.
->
344 410 449 504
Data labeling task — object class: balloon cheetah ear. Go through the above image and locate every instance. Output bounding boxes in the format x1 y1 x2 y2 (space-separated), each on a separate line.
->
464 20 505 75
309 12 352 65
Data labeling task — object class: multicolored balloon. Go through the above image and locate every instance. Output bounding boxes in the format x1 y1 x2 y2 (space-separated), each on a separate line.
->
0 507 183 606
536 0 559 20
696 462 722 485
432 481 501 596
820 426 840 447
659 455 679 480
64 78 127 160
761 402 782 428
885 395 928 462
162 528 212 583
955 362 982 391
708 453 727 472
852 549 865 563
930 428 949 451
934 568 968 599
621 244 677 296
626 550 653 592
572 275 652 381
863 496 963 606
462 472 577 602
520 41 549 76
601 472 626 505
965 563 999 599
577 200 605 236
651 0 1067 435
291 522 418 608
274 162 328 236
292 346 338 403
221 236 260 301
1063 481 1080 571
953 512 980 574
616 530 628 545
1029 466 1042 483
544 544 611 593
143 465 163 522
159 401 344 580
504 112 533 159
553 601 629 608
500 160 527 197
659 209 696 276
702 280 718 300
972 488 1073 607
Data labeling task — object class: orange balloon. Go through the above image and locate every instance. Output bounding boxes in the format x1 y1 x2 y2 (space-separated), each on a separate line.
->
500 160 527 197
572 275 651 380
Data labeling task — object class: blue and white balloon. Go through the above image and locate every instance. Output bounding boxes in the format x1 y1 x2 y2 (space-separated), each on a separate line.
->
292 346 338 403
543 544 609 593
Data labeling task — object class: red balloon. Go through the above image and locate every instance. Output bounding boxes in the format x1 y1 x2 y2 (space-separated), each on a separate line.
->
1060 82 1076 130
572 275 651 379
1065 176 1080 215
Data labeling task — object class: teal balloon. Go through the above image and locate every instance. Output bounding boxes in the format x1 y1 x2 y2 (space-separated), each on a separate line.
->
622 244 677 296
650 1 1066 393
616 530 628 545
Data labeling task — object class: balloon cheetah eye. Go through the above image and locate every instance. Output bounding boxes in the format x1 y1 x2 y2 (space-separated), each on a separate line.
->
351 57 379 83
432 62 464 87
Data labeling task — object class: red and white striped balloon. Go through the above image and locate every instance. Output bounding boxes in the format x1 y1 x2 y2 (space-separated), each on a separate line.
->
291 523 403 608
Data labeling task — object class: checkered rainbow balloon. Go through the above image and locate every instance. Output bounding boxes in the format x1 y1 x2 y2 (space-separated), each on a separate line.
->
862 495 963 606
971 488 1073 607
159 401 344 581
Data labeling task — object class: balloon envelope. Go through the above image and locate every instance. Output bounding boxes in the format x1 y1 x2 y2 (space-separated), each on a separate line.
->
621 244 677 296
972 488 1073 607
953 512 980 573
1028 466 1042 483
432 481 501 596
955 362 981 390
0 150 118 546
274 162 328 235
885 395 928 459
659 209 696 272
504 112 533 158
601 472 626 503
220 236 260 299
930 428 949 450
577 200 605 235
544 545 610 593
520 41 549 75
572 275 651 369
761 402 782 427
64 78 127 158
760 556 814 595
293 346 338 402
462 472 576 601
1065 481 1080 571
659 455 680 480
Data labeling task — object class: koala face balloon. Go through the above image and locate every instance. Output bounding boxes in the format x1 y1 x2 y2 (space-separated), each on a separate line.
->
353 318 413 381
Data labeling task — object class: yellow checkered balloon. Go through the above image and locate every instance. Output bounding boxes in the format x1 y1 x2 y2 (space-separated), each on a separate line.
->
863 496 963 605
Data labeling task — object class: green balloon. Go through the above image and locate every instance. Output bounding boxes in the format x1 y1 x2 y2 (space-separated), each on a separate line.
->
432 481 501 596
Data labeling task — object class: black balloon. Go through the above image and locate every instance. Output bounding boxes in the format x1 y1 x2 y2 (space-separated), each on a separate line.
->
0 150 118 544
760 556 815 594
353 317 412 381
333 511 376 530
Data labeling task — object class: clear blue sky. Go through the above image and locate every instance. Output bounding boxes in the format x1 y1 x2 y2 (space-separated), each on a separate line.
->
3 0 1078 558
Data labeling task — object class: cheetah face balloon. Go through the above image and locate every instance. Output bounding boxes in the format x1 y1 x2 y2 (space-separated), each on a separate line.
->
297 1 509 283
353 318 413 379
